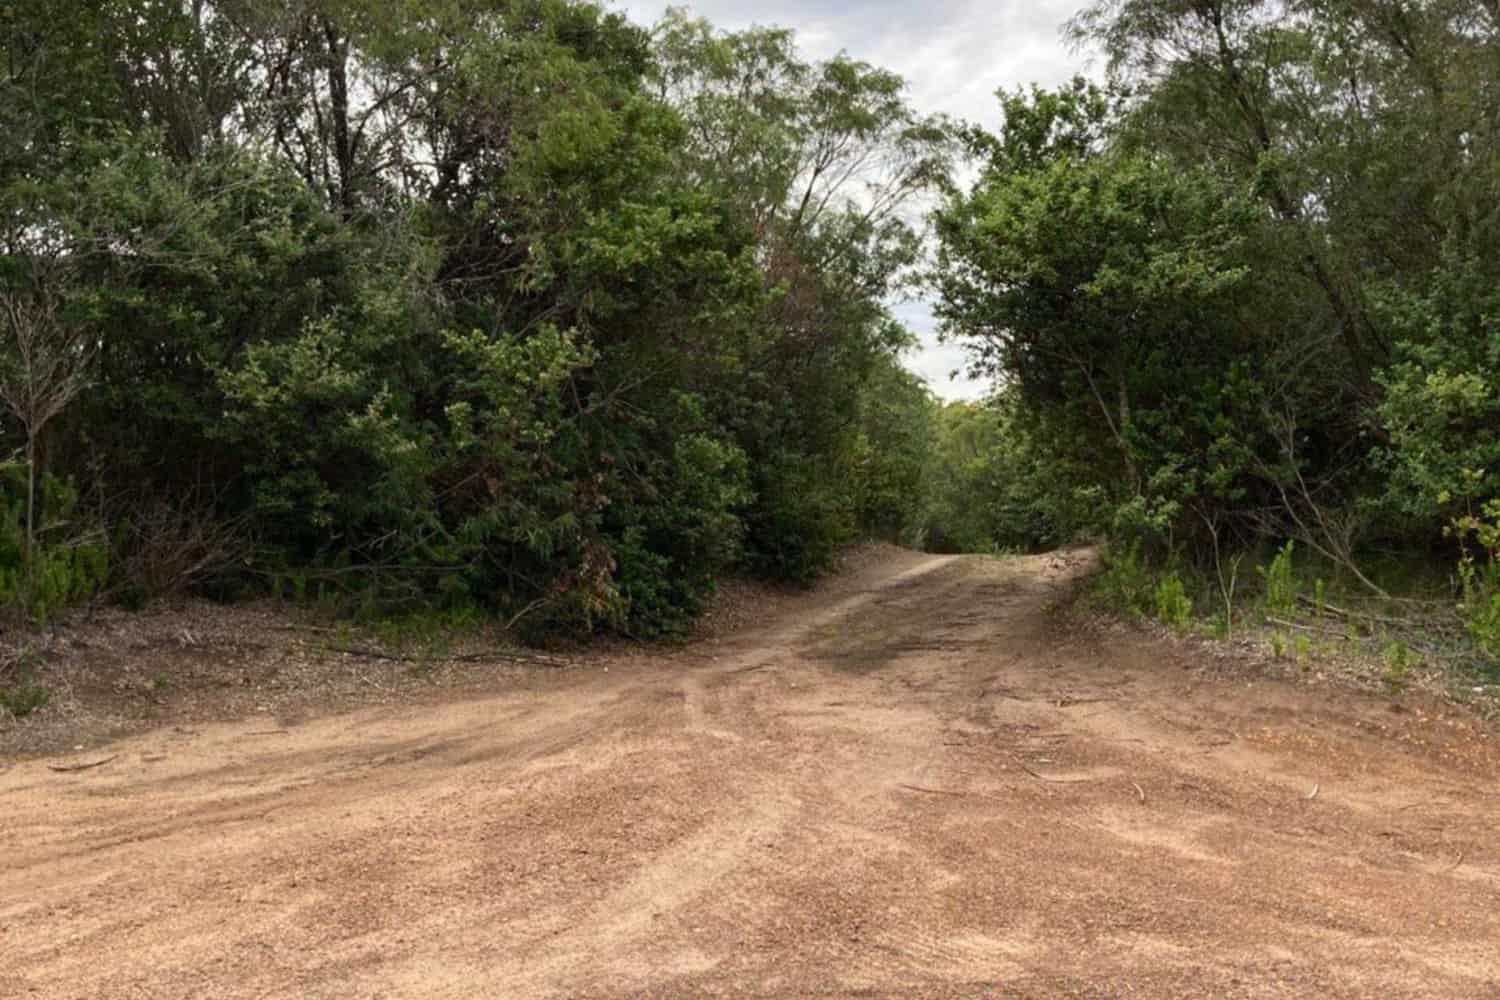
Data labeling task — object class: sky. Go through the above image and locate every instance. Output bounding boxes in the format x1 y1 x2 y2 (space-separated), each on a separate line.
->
612 0 1094 401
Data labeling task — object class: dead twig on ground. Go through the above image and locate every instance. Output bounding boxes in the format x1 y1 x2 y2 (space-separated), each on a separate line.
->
359 674 395 696
897 783 968 798
326 644 410 662
1265 617 1456 661
1267 617 1351 638
48 755 118 772
729 662 774 674
317 644 568 668
1296 595 1461 630
1009 753 1094 784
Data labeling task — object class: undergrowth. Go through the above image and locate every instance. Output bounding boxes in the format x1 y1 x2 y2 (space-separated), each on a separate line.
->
0 675 49 718
1087 536 1498 699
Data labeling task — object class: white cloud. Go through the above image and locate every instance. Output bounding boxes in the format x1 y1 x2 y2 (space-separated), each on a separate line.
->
612 0 1091 400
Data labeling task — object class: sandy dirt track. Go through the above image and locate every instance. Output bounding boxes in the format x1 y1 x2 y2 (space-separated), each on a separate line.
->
3 549 1500 998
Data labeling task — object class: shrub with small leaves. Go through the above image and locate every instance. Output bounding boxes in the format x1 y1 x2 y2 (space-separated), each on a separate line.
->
1094 540 1153 618
0 676 49 718
1382 640 1415 692
1259 541 1298 616
1452 500 1500 664
1154 573 1192 632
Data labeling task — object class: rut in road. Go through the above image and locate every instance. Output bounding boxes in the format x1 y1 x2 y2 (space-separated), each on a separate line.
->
4 549 1500 999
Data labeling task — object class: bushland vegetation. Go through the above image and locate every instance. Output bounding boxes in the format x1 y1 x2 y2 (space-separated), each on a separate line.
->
0 1 952 647
5 0 1499 705
933 0 1500 677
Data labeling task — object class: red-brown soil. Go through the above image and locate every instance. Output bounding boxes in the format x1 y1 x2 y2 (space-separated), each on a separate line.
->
3 549 1498 998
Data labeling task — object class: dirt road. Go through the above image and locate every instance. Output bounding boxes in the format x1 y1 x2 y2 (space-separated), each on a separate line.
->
4 550 1499 998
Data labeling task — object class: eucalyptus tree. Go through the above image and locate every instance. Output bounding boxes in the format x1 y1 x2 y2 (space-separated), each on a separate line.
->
650 11 954 577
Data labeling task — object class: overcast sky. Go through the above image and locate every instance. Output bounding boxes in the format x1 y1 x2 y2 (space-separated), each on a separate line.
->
613 0 1094 400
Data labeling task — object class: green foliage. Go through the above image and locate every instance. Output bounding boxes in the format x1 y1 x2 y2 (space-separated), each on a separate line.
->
934 87 1268 555
0 466 107 621
1382 641 1415 693
0 675 48 717
14 0 1497 666
0 2 950 638
0 641 47 718
745 451 856 584
1094 541 1153 619
610 428 751 635
918 393 1065 554
1371 254 1500 538
934 3 1500 671
1154 573 1192 632
1464 587 1500 664
368 607 487 664
848 361 938 546
1453 502 1500 663
1259 541 1298 617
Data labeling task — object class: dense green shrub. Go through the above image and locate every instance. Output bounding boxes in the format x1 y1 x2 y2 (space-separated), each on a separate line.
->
932 4 1500 668
609 430 751 636
1093 541 1153 619
0 468 107 622
744 451 857 584
0 1 949 635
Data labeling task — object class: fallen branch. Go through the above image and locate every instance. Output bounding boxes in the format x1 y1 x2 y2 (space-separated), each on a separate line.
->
1306 783 1320 800
1265 618 1455 660
320 644 569 667
897 783 968 798
1010 753 1094 784
48 754 118 773
729 661 774 675
502 597 550 633
1267 617 1350 638
325 644 410 662
1132 781 1146 803
1296 595 1461 630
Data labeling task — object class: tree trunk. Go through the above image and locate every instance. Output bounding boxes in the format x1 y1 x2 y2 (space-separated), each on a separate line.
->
25 430 36 607
1117 369 1139 494
1200 0 1380 387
